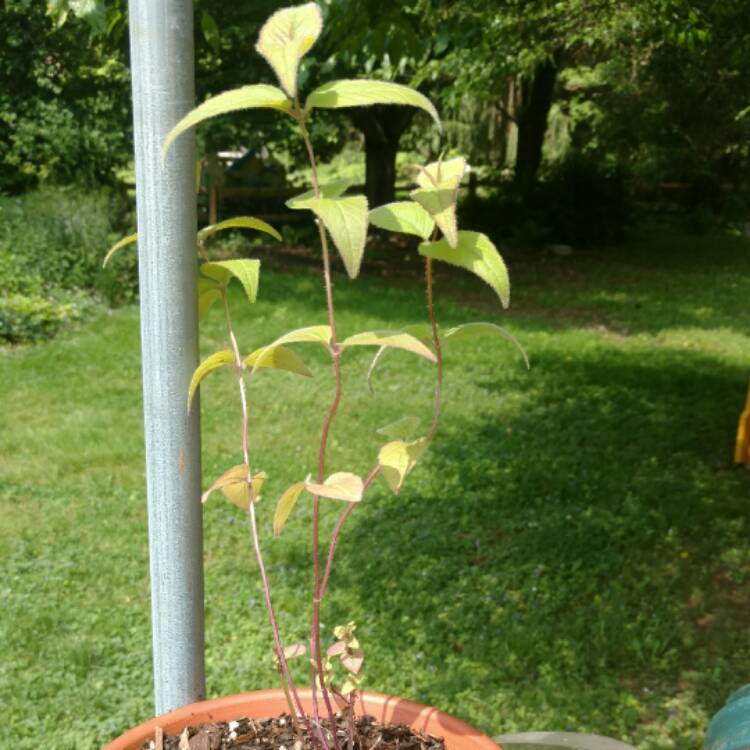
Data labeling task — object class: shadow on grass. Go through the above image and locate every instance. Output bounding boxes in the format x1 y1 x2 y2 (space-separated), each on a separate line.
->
326 341 750 739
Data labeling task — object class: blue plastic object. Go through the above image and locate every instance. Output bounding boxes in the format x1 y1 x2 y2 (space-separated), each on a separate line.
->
704 685 750 750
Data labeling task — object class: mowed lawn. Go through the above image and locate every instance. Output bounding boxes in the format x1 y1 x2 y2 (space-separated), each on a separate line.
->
1 225 749 750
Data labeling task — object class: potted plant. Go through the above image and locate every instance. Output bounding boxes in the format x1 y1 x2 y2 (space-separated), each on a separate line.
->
105 3 523 748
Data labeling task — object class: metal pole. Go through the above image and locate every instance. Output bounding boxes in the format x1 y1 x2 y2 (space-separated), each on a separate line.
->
128 0 205 715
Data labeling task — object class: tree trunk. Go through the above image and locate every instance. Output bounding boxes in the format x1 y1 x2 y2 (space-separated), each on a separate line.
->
351 104 415 207
514 56 560 188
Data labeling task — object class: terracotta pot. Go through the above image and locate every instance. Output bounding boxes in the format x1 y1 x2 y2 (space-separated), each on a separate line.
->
104 688 502 750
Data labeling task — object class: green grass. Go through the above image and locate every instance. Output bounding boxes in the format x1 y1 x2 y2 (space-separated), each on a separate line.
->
1 224 749 749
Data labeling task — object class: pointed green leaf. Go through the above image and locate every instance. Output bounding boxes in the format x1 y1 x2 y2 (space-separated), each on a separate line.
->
243 345 312 377
251 325 331 375
306 80 441 129
410 187 459 248
103 232 137 267
197 278 222 321
188 350 235 411
163 84 292 158
273 481 306 536
444 322 529 367
369 201 434 240
415 156 467 189
419 231 510 308
201 259 260 304
341 330 436 362
305 472 364 502
255 2 323 98
376 416 421 441
378 438 428 495
198 216 281 243
286 178 354 209
306 196 369 279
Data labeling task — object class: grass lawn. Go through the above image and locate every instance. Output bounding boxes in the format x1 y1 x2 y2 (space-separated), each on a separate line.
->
1 223 749 749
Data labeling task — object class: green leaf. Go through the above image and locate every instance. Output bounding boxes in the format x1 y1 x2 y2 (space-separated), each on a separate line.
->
250 325 331 375
305 472 364 502
198 216 281 243
410 187 459 248
418 231 510 308
163 84 292 158
305 196 369 279
306 80 441 130
197 278 221 321
340 330 436 362
378 438 428 495
376 416 421 441
369 201 434 240
201 464 267 511
255 2 323 98
243 345 312 377
415 156 467 189
410 157 466 247
187 350 235 411
102 232 137 268
286 179 354 209
201 10 220 53
273 481 306 536
201 259 260 304
444 322 529 367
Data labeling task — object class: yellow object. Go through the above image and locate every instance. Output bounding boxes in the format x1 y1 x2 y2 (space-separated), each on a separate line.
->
735 381 750 464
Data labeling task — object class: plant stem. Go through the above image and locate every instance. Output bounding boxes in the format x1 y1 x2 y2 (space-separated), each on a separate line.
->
319 464 381 600
295 104 342 749
220 288 310 732
425 256 443 441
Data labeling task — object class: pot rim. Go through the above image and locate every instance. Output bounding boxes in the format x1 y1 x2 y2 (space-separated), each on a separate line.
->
103 688 501 750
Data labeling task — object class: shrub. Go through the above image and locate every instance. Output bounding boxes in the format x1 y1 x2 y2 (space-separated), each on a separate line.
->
0 292 93 345
0 186 136 344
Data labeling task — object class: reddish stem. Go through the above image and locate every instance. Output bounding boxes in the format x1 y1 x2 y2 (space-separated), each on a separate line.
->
221 289 310 732
296 104 342 750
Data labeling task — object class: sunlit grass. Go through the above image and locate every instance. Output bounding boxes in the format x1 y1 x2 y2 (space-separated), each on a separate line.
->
1 225 749 749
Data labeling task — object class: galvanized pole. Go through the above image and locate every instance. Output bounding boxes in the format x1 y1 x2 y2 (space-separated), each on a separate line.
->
128 0 205 714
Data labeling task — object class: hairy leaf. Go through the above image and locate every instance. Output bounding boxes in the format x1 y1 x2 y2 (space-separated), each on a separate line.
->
369 201 434 239
341 330 436 362
410 187 459 248
379 438 428 494
243 345 312 377
198 216 281 243
102 232 137 268
305 196 369 279
305 472 364 502
306 80 441 129
418 231 510 308
376 416 421 441
415 156 467 189
163 84 292 157
201 259 260 304
444 322 529 367
286 178 354 209
255 2 322 98
273 481 306 536
250 325 331 374
187 350 235 411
